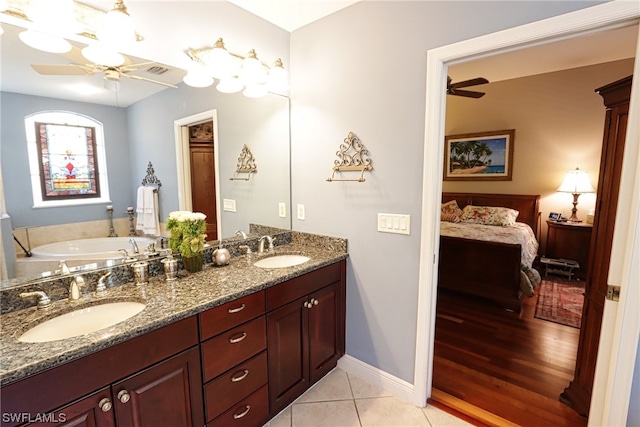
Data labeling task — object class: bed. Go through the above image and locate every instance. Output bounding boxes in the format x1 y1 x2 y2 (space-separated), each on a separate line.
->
438 192 541 312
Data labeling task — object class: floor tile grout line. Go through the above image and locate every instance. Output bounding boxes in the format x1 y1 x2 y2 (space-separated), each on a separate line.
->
346 372 364 427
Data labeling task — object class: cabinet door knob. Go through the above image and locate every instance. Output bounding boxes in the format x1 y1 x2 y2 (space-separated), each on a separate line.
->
228 303 246 314
311 298 319 306
98 398 112 412
230 369 250 382
304 301 311 309
229 332 248 344
233 405 251 419
117 390 131 404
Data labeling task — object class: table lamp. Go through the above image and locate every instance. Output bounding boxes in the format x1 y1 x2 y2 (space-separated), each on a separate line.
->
557 167 596 222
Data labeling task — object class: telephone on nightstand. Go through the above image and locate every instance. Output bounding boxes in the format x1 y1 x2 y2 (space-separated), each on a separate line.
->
549 212 568 222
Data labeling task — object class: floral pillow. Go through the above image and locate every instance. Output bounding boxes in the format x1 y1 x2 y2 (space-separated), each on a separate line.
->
441 213 461 223
441 200 463 217
460 205 519 226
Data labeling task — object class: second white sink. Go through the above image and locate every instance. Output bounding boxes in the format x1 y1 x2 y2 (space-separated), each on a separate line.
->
254 254 310 269
18 302 146 343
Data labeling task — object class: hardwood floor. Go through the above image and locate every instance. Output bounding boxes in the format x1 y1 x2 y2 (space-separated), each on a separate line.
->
431 287 587 427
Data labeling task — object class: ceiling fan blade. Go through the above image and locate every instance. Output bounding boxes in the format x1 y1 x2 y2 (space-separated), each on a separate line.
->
122 73 178 88
450 77 489 89
61 45 89 65
31 64 94 76
450 89 486 98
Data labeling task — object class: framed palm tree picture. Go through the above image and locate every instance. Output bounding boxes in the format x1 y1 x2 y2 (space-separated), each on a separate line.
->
444 129 515 181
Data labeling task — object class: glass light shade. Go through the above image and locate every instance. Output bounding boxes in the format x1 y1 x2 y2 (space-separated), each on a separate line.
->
82 44 125 67
241 50 266 85
557 168 596 194
243 84 268 98
203 38 234 79
99 3 136 51
19 30 72 53
28 0 81 35
268 59 289 91
182 65 213 88
216 77 243 94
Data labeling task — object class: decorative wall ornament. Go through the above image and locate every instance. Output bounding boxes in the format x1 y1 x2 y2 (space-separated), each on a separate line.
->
229 144 258 181
326 132 373 182
141 161 162 189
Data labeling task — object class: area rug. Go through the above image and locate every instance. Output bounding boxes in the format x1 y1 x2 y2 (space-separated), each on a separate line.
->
534 278 585 328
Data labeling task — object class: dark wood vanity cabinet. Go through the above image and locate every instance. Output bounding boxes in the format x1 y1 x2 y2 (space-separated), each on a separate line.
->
266 261 346 415
2 317 204 427
198 291 269 427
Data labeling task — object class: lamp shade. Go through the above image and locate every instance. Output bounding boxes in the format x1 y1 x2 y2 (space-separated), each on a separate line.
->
557 168 595 194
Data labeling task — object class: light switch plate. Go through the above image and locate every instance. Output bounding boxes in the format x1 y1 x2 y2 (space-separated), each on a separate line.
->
278 202 287 218
223 199 236 212
377 213 410 235
297 204 305 220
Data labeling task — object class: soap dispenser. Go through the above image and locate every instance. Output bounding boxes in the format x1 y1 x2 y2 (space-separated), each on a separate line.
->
213 242 230 266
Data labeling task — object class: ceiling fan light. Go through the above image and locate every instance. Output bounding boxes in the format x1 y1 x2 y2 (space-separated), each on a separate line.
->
243 84 268 98
216 77 243 94
99 1 137 51
19 29 72 54
82 44 125 67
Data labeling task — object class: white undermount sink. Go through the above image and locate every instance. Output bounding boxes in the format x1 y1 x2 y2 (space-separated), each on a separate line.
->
18 302 146 343
253 254 310 269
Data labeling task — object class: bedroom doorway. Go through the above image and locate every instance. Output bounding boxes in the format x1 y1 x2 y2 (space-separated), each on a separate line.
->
414 3 640 426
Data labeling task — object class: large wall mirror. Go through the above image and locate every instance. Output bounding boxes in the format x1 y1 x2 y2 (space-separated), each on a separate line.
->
0 23 291 286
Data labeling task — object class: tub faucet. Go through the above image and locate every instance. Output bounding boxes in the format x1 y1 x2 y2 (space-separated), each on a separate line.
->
69 275 85 301
59 260 70 275
95 272 112 297
129 238 139 254
258 235 274 253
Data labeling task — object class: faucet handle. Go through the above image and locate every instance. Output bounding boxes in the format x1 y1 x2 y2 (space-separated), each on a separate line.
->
239 245 252 254
96 272 112 296
20 291 52 310
58 260 71 275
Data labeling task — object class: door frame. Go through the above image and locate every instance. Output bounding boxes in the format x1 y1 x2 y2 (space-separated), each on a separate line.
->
173 110 222 236
414 2 640 426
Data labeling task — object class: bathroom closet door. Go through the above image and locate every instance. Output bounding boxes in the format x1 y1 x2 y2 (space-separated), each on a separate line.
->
189 142 218 240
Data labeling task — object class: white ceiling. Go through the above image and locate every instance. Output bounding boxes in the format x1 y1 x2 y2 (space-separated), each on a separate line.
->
0 2 636 107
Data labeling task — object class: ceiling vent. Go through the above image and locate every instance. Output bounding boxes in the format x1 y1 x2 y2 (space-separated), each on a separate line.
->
144 65 170 75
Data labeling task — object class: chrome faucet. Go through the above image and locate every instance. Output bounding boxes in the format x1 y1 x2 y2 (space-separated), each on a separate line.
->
95 272 112 297
258 235 274 253
59 260 71 275
129 238 139 254
20 291 51 310
235 230 248 240
69 275 85 301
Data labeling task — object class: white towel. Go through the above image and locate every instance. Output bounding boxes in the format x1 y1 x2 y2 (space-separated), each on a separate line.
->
136 186 160 236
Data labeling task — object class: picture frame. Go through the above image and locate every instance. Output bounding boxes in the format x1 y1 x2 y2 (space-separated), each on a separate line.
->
444 129 515 181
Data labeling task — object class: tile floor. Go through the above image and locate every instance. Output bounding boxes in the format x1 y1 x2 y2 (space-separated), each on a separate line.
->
263 368 473 427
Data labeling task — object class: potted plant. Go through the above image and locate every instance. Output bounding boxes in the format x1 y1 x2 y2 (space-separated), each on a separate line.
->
166 211 207 272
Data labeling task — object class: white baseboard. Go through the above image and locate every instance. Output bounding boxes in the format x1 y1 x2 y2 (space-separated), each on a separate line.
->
337 354 417 405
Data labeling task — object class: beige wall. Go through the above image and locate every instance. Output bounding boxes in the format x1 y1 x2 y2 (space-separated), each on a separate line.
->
444 59 634 254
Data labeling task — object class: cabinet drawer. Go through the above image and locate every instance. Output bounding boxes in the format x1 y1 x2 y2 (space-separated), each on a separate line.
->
204 351 267 422
200 291 265 340
201 316 266 382
266 262 342 311
207 385 269 427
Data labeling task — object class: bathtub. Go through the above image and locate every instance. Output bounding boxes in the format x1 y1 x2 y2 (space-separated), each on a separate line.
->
31 237 157 260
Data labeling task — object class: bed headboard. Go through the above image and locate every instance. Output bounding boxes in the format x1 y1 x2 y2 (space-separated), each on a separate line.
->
442 192 541 236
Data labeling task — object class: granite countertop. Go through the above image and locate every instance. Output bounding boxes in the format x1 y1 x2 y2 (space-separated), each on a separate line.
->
0 242 348 386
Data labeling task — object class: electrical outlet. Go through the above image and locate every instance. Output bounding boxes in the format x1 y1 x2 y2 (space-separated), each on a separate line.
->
297 204 305 220
278 202 286 218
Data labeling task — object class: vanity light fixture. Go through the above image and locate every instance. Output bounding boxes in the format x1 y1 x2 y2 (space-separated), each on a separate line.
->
557 167 596 222
99 0 136 52
184 38 288 97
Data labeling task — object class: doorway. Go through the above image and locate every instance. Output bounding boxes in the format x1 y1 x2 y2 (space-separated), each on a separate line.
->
414 3 640 426
173 110 222 240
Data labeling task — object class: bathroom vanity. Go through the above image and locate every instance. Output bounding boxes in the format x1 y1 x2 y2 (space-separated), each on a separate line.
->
0 236 347 427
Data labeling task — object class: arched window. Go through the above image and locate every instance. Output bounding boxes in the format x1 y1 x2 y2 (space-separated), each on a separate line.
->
25 111 110 207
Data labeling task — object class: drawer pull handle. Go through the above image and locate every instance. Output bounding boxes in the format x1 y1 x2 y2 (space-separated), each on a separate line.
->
98 398 112 412
117 390 130 404
228 303 246 314
229 332 248 344
233 405 251 419
231 369 250 382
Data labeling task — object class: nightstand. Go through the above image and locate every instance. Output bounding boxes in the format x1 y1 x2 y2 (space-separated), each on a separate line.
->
545 219 593 280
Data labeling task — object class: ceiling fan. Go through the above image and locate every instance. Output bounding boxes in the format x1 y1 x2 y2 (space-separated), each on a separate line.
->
446 76 489 98
30 49 178 91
